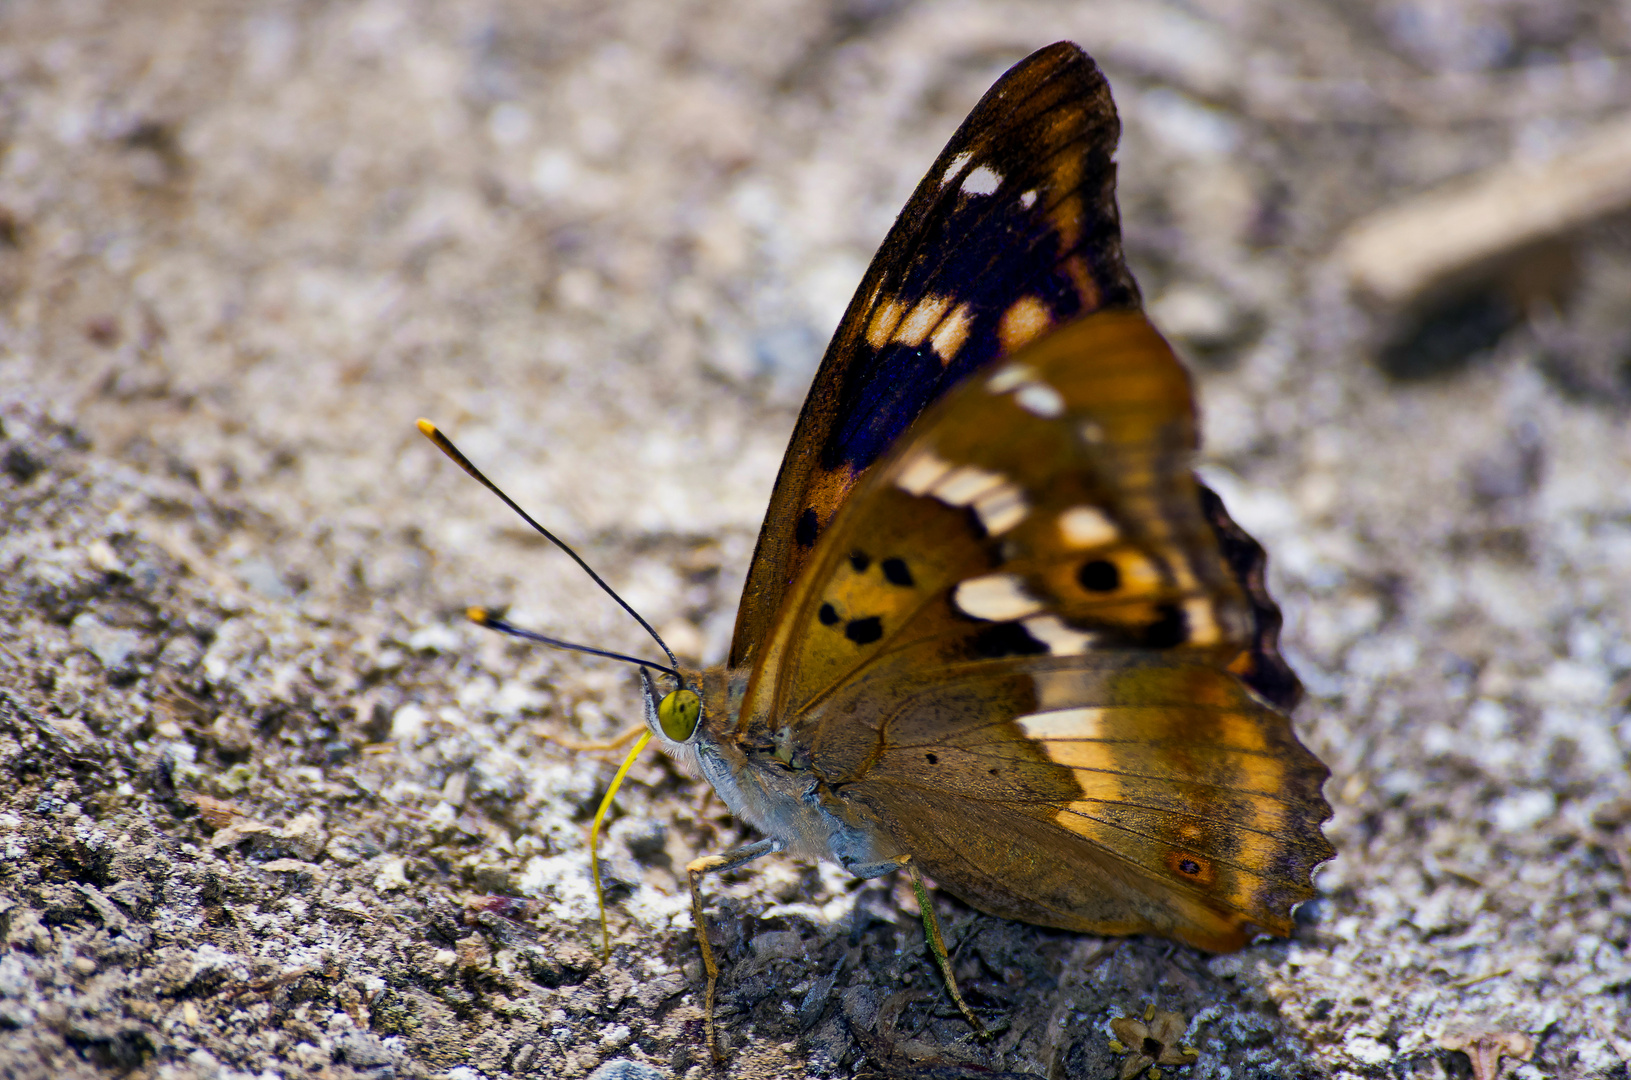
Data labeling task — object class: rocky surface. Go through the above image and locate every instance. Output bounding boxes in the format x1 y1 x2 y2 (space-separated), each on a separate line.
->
2 1 1629 1078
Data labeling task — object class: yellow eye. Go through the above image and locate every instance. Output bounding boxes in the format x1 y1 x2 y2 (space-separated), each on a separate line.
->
657 689 701 741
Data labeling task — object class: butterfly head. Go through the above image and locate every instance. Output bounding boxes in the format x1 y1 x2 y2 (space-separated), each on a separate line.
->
655 684 702 742
639 667 708 751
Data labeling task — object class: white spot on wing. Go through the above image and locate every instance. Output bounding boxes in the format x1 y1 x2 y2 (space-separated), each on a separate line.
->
896 451 953 496
1015 381 1065 417
866 297 905 349
986 363 1038 393
899 457 1026 532
1019 189 1038 209
1016 707 1109 742
1184 598 1220 645
933 465 1007 506
972 484 1028 535
939 151 973 187
1021 615 1096 655
893 295 952 348
961 164 1001 196
1058 506 1118 548
928 303 972 362
953 575 1043 621
998 296 1052 353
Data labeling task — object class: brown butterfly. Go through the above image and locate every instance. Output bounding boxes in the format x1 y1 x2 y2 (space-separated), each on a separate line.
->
424 40 1332 1063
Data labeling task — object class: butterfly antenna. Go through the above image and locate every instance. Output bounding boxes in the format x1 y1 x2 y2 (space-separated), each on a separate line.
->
466 608 680 680
416 418 681 672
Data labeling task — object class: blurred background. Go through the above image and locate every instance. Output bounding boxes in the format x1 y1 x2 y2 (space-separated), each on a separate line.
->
1 2 1629 1078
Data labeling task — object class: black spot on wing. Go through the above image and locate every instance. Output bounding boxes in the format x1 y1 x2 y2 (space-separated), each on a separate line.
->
849 550 871 572
844 617 883 645
881 557 914 587
970 622 1049 658
1143 604 1187 648
818 603 840 626
1077 558 1119 592
796 508 820 548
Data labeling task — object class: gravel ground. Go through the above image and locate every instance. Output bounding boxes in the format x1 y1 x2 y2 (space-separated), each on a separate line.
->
2 2 1630 1078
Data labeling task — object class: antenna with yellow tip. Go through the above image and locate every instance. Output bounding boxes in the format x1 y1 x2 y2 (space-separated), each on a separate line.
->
415 418 680 675
416 418 681 960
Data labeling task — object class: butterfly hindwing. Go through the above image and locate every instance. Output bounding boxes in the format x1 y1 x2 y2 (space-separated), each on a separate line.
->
735 312 1332 946
731 42 1140 670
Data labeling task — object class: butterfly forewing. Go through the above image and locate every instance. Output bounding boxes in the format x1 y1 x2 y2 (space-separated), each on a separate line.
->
735 311 1332 947
731 42 1140 670
758 314 1253 718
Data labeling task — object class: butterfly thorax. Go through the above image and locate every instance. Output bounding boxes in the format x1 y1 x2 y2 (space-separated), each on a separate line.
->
649 666 904 874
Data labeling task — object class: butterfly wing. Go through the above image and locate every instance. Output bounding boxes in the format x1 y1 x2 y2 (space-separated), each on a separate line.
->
730 42 1140 670
738 312 1332 948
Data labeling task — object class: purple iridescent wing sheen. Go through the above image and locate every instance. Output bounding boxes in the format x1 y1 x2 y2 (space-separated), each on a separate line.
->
729 41 1300 714
731 42 1139 669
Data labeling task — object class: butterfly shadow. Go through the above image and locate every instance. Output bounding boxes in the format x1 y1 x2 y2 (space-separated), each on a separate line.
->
689 877 1321 1078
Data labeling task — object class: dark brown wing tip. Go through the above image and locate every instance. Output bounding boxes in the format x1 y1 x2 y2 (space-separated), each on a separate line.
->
1197 483 1305 712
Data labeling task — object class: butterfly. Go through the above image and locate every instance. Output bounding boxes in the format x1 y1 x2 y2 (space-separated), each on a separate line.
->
423 39 1333 1064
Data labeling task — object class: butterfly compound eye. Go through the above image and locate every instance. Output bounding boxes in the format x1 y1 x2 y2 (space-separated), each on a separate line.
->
657 689 702 741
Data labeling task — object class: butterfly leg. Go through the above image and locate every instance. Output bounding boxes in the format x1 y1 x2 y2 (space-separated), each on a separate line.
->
686 837 782 1063
905 859 986 1037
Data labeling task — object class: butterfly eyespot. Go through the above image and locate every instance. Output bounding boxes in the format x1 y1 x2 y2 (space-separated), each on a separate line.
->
849 551 870 572
656 689 702 741
818 602 840 626
844 617 883 645
880 557 913 587
1167 851 1215 884
1078 559 1121 592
